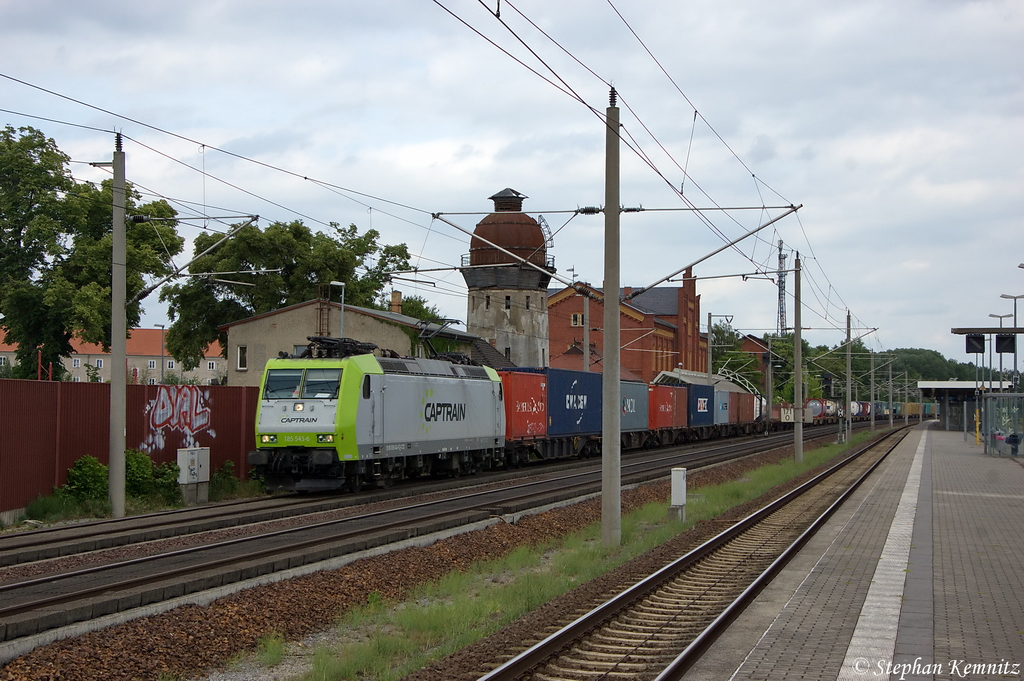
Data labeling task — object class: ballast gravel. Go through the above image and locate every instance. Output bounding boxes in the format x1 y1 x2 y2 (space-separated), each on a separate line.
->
0 442 829 681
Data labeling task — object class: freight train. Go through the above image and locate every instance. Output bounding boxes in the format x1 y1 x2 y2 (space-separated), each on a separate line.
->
795 398 938 424
247 337 933 492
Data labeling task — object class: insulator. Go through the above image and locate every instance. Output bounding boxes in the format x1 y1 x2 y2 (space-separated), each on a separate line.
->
576 206 603 215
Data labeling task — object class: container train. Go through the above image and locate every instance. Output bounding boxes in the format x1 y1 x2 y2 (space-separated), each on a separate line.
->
795 398 938 425
247 337 934 492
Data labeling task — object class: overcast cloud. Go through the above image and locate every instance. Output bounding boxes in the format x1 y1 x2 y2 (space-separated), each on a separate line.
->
1 0 1021 363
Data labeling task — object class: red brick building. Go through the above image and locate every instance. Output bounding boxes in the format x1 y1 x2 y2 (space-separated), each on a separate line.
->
547 269 704 383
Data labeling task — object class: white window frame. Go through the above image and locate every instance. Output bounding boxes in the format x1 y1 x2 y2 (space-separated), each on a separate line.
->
237 345 248 370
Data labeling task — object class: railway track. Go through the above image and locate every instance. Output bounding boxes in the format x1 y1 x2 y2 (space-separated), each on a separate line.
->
0 426 838 571
477 426 910 681
0 423 864 659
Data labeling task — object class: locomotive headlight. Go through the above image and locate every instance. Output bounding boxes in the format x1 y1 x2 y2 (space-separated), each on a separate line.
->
294 403 304 411
317 434 335 443
260 434 278 444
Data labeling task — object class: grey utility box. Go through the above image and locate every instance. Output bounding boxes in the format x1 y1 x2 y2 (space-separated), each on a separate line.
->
177 447 211 504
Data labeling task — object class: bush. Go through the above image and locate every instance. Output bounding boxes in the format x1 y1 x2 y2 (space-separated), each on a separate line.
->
125 449 155 497
153 461 182 505
64 456 108 501
210 461 240 501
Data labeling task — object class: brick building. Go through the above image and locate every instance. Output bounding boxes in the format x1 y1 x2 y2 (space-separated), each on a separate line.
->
547 270 704 384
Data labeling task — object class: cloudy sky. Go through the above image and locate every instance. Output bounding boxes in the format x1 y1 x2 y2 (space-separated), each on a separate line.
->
2 0 1021 363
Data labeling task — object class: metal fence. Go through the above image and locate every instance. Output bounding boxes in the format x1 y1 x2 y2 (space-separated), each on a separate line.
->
981 393 1024 457
0 379 258 514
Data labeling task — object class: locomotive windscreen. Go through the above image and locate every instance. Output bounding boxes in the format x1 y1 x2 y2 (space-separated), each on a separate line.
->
301 368 342 398
263 368 342 400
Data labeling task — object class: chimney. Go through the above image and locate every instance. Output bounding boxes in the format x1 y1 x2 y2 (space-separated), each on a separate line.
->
390 290 403 315
488 187 527 212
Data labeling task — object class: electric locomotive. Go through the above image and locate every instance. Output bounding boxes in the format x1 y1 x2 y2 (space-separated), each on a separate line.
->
248 337 505 492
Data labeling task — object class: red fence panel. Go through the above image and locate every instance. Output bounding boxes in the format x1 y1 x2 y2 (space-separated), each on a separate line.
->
128 385 257 475
0 380 258 515
1 380 59 512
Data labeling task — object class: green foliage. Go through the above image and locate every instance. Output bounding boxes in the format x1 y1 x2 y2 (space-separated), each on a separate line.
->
710 321 765 394
125 449 154 497
255 632 286 667
64 456 109 501
210 460 240 499
889 347 978 381
153 461 182 505
400 295 444 323
0 125 184 378
161 220 411 370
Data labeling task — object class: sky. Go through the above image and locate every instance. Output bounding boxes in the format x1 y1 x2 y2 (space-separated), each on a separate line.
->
1 0 1022 364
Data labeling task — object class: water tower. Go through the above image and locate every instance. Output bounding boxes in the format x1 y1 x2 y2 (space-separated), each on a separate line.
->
460 188 555 367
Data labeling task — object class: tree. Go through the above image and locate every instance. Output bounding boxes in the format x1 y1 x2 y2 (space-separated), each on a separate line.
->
400 295 444 323
0 126 184 377
761 333 821 404
709 321 764 395
161 220 412 369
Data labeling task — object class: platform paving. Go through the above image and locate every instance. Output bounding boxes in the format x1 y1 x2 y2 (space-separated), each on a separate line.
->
685 422 1024 681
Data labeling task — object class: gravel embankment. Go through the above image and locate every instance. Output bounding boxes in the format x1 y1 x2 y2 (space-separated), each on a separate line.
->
0 442 818 681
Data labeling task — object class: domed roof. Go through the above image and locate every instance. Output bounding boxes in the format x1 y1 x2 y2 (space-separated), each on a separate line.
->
468 189 548 267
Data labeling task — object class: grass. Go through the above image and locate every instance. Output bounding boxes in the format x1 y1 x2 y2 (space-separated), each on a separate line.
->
274 430 886 681
256 632 287 667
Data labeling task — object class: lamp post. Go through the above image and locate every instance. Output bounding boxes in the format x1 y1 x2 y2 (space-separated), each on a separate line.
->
999 294 1023 388
329 281 346 338
156 324 165 383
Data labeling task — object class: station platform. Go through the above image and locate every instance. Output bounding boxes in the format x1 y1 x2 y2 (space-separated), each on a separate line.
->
687 422 1024 681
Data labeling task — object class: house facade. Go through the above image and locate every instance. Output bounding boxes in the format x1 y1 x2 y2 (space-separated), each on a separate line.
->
0 329 223 385
218 296 512 388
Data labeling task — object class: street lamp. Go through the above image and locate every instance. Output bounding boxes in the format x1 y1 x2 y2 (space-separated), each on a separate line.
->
329 281 346 338
1000 294 1023 388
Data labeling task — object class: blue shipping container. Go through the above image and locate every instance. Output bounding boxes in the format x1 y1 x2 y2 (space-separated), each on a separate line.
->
687 383 715 428
620 381 649 432
543 368 603 437
714 390 731 425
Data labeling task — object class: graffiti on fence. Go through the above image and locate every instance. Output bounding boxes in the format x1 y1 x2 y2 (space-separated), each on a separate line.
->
139 385 217 453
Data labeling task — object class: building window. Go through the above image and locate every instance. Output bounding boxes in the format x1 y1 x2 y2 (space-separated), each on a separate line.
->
208 361 216 371
571 313 585 327
72 375 81 382
237 345 248 370
167 360 175 370
526 295 531 310
504 347 511 360
148 378 156 385
73 358 81 368
504 295 511 310
148 360 156 369
485 294 490 310
95 359 103 369
208 378 219 385
0 356 6 366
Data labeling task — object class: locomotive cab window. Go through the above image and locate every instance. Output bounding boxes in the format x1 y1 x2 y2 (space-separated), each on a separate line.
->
302 368 341 399
263 369 304 399
362 375 371 399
